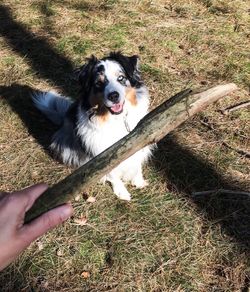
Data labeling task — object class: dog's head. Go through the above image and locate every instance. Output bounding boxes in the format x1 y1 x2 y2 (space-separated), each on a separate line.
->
76 52 143 115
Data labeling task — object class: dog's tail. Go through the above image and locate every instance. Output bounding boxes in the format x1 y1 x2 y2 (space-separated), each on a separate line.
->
32 91 73 125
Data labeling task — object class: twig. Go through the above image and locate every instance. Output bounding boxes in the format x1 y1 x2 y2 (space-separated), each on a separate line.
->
200 119 250 158
192 189 250 197
24 83 238 223
200 119 214 130
222 141 250 158
220 100 250 115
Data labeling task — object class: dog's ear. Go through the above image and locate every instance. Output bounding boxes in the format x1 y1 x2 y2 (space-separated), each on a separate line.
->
108 52 142 87
75 55 98 94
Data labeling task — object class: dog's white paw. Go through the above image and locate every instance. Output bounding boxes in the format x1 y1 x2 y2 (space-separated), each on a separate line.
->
117 192 131 201
109 177 132 201
115 189 131 201
132 178 149 189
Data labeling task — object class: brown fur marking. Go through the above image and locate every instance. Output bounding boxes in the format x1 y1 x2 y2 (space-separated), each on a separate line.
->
126 88 137 106
88 90 110 123
97 106 110 123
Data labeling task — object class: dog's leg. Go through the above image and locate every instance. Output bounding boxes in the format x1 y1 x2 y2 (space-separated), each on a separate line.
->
106 174 131 201
131 164 148 189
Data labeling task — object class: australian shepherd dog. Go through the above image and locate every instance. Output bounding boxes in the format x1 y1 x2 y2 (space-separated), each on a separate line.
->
33 52 152 201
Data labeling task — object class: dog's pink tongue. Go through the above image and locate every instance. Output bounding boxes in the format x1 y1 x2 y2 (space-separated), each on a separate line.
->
111 103 123 113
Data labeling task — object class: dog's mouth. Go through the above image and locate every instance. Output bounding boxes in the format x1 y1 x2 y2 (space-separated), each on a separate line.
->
107 101 124 115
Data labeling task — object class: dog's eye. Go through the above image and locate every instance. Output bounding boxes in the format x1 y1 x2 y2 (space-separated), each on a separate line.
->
117 75 126 83
95 80 103 87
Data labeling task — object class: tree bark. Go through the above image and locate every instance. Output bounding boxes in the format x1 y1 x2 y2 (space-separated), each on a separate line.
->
24 83 238 223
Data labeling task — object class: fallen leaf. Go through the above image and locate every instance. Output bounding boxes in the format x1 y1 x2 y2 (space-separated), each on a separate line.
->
56 248 64 256
86 196 96 203
75 192 89 201
42 281 49 289
75 194 81 201
82 192 89 200
31 171 39 178
74 216 87 226
81 271 90 279
36 241 44 251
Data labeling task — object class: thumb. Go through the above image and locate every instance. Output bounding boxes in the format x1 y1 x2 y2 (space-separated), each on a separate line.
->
20 204 73 243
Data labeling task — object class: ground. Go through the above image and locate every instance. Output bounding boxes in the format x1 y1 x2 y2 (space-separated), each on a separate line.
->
0 0 249 291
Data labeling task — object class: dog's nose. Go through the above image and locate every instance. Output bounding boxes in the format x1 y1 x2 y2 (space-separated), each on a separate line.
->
107 91 119 103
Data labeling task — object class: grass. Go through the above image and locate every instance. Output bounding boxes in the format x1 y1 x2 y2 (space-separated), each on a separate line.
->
0 0 249 291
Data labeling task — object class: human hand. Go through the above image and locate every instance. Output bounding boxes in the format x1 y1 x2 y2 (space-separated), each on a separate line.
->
0 183 73 271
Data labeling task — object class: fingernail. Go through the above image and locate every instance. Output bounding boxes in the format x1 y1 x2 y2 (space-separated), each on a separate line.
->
61 204 73 220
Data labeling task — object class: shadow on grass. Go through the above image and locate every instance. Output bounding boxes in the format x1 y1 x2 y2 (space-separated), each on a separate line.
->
0 3 81 153
0 5 77 97
153 134 250 248
0 83 58 152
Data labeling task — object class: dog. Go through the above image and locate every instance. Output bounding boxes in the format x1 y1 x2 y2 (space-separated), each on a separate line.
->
32 52 152 201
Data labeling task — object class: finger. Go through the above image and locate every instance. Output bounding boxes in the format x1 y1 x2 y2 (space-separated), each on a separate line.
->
0 191 8 200
11 183 48 211
20 204 73 243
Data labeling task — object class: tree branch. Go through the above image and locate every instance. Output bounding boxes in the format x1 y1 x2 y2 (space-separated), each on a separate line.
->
25 83 238 223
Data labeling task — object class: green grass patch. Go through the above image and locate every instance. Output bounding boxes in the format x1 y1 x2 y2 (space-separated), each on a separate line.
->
163 40 179 52
104 23 128 49
40 0 56 16
1 56 16 65
141 63 167 82
57 36 93 55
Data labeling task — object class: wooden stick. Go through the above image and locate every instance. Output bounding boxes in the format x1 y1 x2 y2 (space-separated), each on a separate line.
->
220 100 250 115
222 141 250 158
200 119 250 158
24 83 238 223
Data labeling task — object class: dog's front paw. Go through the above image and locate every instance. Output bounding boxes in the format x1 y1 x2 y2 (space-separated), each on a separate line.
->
132 178 149 189
115 189 131 201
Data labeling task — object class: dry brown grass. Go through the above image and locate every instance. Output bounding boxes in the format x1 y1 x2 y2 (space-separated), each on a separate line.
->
0 0 249 291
